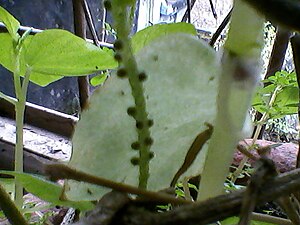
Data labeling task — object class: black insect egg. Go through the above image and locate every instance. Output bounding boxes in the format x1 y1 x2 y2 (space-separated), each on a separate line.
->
136 121 144 129
131 157 140 166
149 151 155 159
138 72 147 82
131 142 140 150
144 137 154 146
127 107 136 117
147 119 154 127
117 68 127 78
114 53 122 62
114 40 123 50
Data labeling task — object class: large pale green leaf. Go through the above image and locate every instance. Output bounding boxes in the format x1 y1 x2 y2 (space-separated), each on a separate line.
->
131 22 197 54
0 171 93 211
64 33 220 201
0 6 20 41
24 29 117 76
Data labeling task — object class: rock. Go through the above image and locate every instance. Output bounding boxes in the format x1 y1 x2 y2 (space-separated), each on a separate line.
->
233 139 299 173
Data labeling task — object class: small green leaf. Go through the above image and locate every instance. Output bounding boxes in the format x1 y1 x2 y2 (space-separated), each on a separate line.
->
90 73 108 86
0 171 93 211
24 29 118 76
131 23 197 54
0 6 20 41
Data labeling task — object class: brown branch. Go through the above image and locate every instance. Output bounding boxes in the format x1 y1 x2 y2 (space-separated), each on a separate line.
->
72 0 90 111
265 27 292 81
291 35 300 169
242 0 300 32
45 164 191 205
236 144 258 161
0 183 28 225
46 163 300 225
115 168 300 225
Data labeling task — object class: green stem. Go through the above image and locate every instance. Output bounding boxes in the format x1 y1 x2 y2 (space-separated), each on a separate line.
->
231 85 281 183
14 98 26 208
110 1 152 189
0 91 16 105
21 67 31 97
12 43 23 207
13 48 30 208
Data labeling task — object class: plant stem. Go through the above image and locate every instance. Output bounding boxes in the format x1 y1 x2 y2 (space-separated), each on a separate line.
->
0 183 28 225
231 85 281 183
198 0 264 201
251 212 292 225
110 0 152 189
45 164 191 205
0 91 16 105
13 52 30 208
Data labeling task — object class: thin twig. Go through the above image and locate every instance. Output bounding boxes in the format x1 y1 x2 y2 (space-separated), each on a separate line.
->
186 0 191 23
181 0 196 22
81 0 101 47
208 0 217 19
236 144 258 161
209 7 232 47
